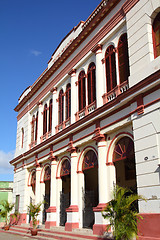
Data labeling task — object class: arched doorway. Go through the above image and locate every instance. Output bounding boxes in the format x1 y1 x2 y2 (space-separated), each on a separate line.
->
82 150 98 229
29 171 36 223
113 136 137 194
42 166 51 224
60 159 71 226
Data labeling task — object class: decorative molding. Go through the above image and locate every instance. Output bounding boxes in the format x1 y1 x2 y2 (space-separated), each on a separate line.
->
67 140 76 154
68 69 76 77
91 44 102 54
92 127 105 142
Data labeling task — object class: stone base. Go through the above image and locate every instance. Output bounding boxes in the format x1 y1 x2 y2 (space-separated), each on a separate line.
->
138 213 160 240
93 224 107 235
45 221 56 229
65 222 79 231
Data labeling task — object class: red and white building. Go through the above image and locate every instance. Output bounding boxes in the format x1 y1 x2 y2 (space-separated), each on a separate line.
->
10 0 160 239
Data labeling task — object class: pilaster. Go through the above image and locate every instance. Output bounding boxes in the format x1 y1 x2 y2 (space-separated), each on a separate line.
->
69 69 77 124
92 45 104 108
45 148 57 229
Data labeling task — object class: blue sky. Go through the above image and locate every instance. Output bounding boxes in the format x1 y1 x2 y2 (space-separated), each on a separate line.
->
0 0 101 181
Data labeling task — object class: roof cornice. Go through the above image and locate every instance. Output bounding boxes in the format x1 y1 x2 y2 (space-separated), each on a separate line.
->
14 0 121 112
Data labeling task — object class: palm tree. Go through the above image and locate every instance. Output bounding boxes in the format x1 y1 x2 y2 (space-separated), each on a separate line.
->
102 185 145 240
27 201 43 229
0 200 14 226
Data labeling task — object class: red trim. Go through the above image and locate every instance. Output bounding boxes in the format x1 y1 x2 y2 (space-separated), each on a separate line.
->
28 169 36 186
93 203 106 212
93 224 108 235
11 80 160 166
65 222 79 232
106 132 133 164
56 156 70 178
66 205 79 212
40 163 51 183
45 221 56 229
46 206 56 213
137 94 144 115
77 146 98 173
138 213 160 240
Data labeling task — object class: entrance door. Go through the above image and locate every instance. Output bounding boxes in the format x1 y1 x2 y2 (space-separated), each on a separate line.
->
60 160 71 226
82 150 98 229
42 166 51 224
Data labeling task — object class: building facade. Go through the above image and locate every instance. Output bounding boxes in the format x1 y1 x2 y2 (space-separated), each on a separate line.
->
10 0 160 239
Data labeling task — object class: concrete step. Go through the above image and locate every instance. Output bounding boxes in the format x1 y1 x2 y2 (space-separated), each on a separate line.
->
8 225 109 240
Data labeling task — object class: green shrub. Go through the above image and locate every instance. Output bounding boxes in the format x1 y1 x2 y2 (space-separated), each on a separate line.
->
102 185 145 240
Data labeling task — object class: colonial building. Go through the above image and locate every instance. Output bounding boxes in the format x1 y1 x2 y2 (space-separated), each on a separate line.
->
10 0 160 239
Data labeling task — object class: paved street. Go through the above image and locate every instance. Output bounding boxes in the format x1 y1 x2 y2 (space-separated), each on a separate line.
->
0 231 36 240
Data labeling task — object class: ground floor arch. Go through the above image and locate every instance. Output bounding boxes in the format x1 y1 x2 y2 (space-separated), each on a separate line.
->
82 150 98 229
113 136 137 194
43 166 51 224
60 159 71 226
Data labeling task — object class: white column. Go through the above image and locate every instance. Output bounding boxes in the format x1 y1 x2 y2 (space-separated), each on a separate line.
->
56 177 62 227
69 69 77 124
92 45 104 108
92 131 113 235
51 87 58 135
45 155 57 228
37 102 43 144
35 163 43 224
115 48 120 86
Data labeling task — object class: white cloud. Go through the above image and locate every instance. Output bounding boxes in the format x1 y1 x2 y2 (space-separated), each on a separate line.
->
30 49 42 56
0 150 14 175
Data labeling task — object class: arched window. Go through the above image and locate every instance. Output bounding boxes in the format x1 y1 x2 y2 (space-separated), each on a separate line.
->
153 12 160 58
35 112 38 141
113 137 136 181
43 104 48 135
105 45 117 93
59 89 64 124
82 150 98 171
65 83 71 120
31 171 36 194
87 63 96 105
31 115 35 143
60 160 71 177
21 128 24 148
118 33 130 84
44 166 51 182
78 71 86 111
48 99 52 132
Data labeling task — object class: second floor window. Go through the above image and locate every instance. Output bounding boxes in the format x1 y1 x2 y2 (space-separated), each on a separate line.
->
31 112 38 143
118 33 130 84
105 45 117 93
65 83 71 120
43 104 47 135
48 99 52 132
78 70 86 111
59 89 64 124
87 62 96 105
153 12 160 58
